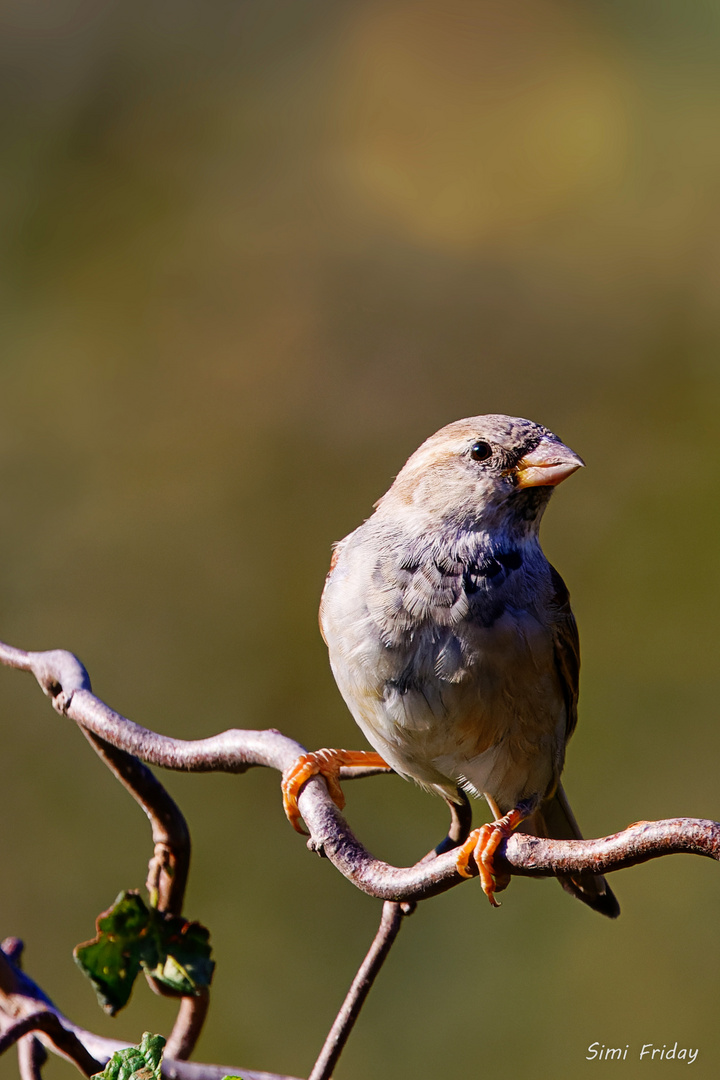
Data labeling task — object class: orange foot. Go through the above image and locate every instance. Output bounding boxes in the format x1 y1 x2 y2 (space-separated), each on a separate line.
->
281 748 389 834
455 807 526 907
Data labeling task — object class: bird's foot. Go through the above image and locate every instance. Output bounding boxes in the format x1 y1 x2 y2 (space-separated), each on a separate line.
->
281 748 389 834
455 807 526 907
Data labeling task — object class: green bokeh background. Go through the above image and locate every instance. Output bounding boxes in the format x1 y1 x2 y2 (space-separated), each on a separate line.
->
1 1 719 1077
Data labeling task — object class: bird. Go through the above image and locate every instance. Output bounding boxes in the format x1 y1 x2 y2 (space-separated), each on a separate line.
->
282 414 619 916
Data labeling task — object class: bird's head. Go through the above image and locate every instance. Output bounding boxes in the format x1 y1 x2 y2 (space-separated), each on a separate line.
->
374 414 584 541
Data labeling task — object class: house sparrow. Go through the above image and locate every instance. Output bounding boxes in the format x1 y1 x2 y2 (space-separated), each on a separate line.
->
283 415 618 916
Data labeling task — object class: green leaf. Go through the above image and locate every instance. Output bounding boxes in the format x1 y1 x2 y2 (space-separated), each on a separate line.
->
74 892 151 1015
147 916 215 995
75 891 215 1015
92 1032 166 1080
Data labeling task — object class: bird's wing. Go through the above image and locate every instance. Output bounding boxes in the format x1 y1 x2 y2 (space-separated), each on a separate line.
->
547 563 580 742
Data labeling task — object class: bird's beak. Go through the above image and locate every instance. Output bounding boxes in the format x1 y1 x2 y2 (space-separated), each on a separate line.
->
515 437 585 489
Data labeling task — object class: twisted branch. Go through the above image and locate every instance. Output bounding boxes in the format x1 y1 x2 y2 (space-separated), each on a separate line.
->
1 940 301 1080
0 945 103 1076
2 641 719 1080
2 642 718 900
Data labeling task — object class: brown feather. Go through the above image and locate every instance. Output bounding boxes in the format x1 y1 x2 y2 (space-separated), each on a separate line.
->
547 563 580 743
528 785 620 918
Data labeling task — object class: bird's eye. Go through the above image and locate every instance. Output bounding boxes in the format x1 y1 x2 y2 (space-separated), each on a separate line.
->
470 440 492 462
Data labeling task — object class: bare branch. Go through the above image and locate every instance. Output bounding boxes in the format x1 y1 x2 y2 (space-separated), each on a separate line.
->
2 643 720 1079
80 730 191 915
0 647 205 1061
17 1035 47 1080
2 642 719 907
0 949 103 1076
0 646 191 915
0 1012 103 1076
0 945 300 1080
77 733 208 1065
308 901 411 1080
505 817 720 877
2 943 48 1080
163 990 209 1062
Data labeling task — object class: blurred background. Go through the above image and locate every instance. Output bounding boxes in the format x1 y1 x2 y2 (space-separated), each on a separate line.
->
0 0 719 1076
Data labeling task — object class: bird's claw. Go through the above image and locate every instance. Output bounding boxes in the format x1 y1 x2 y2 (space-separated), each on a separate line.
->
455 808 525 907
281 748 388 834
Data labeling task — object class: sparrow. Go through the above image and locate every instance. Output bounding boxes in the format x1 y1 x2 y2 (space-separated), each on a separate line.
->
282 415 619 916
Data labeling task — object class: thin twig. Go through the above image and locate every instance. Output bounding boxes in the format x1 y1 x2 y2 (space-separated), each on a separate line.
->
76 730 202 1049
164 990 210 1062
307 797 470 1080
79 729 191 916
83 729 205 1060
17 1035 47 1080
308 901 410 1080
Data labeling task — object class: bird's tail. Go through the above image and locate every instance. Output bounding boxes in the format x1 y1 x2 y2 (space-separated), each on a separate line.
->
525 784 620 919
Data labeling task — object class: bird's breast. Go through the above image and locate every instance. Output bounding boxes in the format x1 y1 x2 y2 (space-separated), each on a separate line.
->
320 528 565 795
